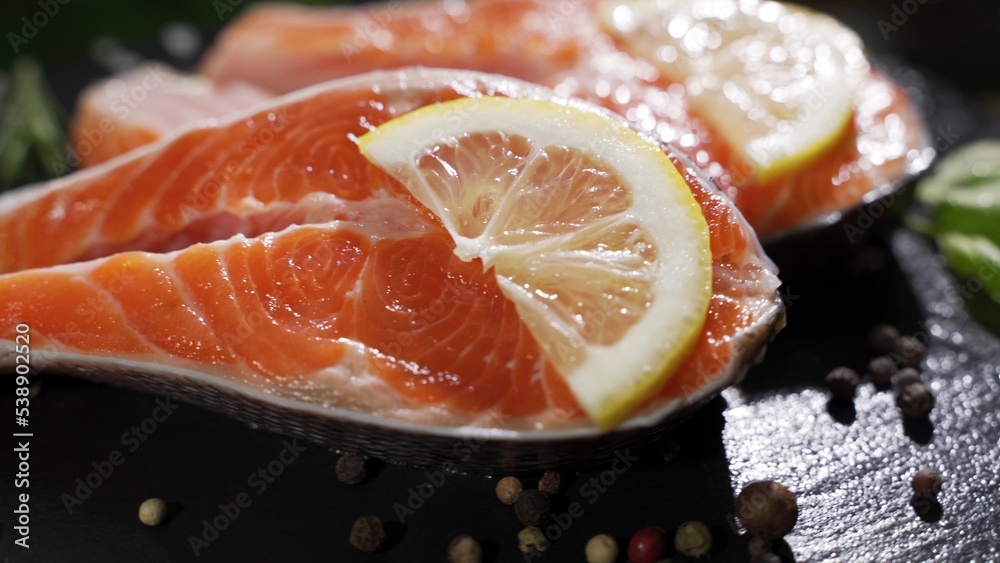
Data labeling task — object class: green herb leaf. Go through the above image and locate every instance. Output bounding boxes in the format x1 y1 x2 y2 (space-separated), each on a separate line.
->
910 139 1000 324
0 57 68 188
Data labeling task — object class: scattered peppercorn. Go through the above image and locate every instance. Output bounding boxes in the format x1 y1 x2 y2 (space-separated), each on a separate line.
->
514 489 550 526
661 437 681 464
892 367 921 390
911 468 943 499
895 336 925 369
518 526 550 554
824 367 859 400
448 534 482 563
868 323 900 354
335 452 366 485
675 521 712 558
867 356 897 389
735 481 799 541
138 498 168 526
538 470 561 496
495 476 523 505
349 516 385 552
747 535 771 557
584 533 619 563
898 382 934 418
627 526 666 563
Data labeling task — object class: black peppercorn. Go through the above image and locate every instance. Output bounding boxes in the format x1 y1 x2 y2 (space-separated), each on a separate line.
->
911 468 942 499
824 367 859 400
898 382 934 418
867 356 897 389
868 323 900 354
336 452 366 485
538 470 561 496
747 535 771 557
895 336 925 369
735 481 798 541
514 489 550 526
892 367 921 390
349 516 385 552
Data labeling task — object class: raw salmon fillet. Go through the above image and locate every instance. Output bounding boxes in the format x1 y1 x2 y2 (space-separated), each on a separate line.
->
69 62 273 167
192 0 929 238
0 69 782 431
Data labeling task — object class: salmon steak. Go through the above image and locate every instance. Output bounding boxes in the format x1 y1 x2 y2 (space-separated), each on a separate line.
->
73 0 932 239
69 63 273 169
0 69 782 464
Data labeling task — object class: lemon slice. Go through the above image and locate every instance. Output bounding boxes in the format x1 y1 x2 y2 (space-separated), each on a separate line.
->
599 0 870 183
358 96 712 430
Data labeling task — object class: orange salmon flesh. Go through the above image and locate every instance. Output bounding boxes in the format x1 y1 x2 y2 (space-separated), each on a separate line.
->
71 0 929 239
1 70 782 430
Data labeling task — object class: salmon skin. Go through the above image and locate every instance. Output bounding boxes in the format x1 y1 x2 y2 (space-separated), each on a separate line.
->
0 69 782 459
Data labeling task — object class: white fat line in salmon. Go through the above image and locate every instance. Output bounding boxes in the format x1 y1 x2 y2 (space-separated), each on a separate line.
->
178 102 303 223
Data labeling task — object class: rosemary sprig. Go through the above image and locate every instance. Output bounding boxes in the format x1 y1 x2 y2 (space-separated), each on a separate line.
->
0 58 68 188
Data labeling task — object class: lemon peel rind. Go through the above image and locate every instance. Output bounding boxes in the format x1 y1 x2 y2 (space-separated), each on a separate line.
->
359 96 712 430
597 0 870 184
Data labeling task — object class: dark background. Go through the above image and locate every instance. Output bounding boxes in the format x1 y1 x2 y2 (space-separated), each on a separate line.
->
1 1 999 562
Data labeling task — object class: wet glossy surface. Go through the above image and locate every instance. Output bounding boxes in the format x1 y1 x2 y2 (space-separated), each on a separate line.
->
1 11 998 563
4 218 998 563
4 62 999 554
723 228 1000 561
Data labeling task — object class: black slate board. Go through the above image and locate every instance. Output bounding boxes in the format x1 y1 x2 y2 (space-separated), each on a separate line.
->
2 3 1000 562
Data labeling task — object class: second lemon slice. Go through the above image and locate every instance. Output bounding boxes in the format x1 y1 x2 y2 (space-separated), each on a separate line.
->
358 96 712 429
599 0 869 183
